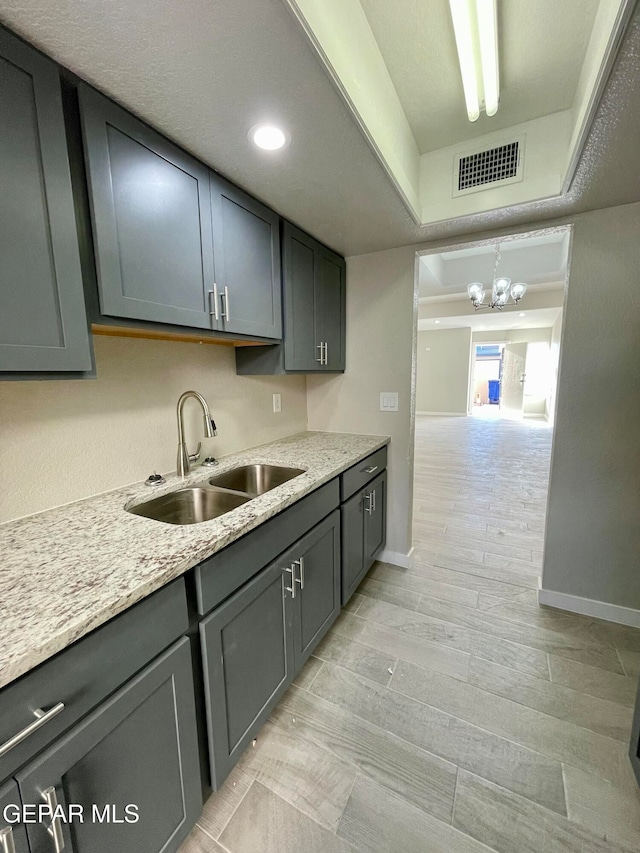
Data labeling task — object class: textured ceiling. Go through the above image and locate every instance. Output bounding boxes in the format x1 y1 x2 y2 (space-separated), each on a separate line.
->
359 0 600 153
1 0 640 257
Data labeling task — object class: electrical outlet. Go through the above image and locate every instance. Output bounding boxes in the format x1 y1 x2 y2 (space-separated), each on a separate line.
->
380 392 399 412
273 393 282 413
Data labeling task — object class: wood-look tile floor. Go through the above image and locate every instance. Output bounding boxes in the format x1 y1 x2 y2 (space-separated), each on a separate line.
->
180 414 640 853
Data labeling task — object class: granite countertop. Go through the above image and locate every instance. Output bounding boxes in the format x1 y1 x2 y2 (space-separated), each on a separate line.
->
0 430 389 690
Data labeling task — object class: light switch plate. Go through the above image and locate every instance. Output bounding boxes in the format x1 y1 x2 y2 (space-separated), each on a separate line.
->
273 393 282 413
380 392 399 412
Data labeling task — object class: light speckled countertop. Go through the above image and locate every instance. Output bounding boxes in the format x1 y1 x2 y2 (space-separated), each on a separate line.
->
0 430 389 690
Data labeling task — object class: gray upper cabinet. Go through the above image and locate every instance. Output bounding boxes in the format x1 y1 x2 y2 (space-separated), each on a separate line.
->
236 221 346 374
210 174 282 338
79 85 216 331
0 28 93 375
283 222 346 372
17 638 201 853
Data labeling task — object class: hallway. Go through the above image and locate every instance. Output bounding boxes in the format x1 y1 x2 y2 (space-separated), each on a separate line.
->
181 415 640 853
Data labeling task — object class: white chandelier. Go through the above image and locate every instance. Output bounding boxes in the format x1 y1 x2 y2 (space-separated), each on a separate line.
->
467 243 527 310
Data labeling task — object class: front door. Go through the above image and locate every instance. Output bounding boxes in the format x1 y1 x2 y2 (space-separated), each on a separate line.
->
501 343 527 416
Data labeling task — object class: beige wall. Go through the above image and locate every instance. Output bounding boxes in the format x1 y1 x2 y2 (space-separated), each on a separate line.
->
0 335 307 523
416 328 472 414
308 204 640 618
306 249 417 560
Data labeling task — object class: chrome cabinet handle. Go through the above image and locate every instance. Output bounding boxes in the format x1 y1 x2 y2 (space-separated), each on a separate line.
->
208 284 220 321
0 703 65 758
42 787 65 852
323 342 328 365
284 566 296 599
293 557 305 589
362 465 378 474
364 493 372 515
316 343 323 364
372 488 376 513
221 286 230 321
0 827 16 853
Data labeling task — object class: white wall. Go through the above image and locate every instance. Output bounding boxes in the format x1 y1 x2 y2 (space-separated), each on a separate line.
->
306 249 417 561
523 341 552 416
416 328 472 414
0 335 307 523
546 313 563 423
308 204 640 620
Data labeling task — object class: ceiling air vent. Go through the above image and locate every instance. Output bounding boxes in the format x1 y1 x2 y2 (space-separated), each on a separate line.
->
453 135 525 198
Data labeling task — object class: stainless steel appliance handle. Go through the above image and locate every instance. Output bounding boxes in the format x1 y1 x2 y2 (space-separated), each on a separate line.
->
42 787 65 852
0 703 65 758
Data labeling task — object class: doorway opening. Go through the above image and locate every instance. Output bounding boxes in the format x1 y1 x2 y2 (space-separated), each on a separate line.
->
410 225 571 574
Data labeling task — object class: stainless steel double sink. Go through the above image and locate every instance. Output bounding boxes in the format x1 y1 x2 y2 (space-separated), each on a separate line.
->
127 464 306 526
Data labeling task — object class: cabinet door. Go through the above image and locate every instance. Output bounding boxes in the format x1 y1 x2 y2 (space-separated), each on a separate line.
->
79 85 215 330
341 489 366 605
200 560 294 789
282 222 318 370
315 248 346 372
0 28 92 373
291 511 341 670
365 471 387 564
210 174 281 339
0 779 29 853
17 638 201 853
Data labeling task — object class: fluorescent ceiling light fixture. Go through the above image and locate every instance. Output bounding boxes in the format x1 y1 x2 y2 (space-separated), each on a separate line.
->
448 0 499 122
249 124 290 150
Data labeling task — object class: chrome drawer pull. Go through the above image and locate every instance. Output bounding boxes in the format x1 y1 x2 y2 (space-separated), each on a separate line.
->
208 284 220 321
0 827 16 853
284 566 296 599
42 787 65 852
0 703 65 758
221 286 230 321
362 465 378 474
293 557 305 589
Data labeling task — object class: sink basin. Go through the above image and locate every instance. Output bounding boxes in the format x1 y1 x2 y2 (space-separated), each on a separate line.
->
208 464 306 496
128 487 250 526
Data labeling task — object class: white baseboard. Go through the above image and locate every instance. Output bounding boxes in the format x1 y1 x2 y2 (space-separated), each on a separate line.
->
537 582 640 628
377 547 414 569
415 411 467 417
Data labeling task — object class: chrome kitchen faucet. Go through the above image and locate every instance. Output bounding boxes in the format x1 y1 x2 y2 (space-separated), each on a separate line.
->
176 390 216 477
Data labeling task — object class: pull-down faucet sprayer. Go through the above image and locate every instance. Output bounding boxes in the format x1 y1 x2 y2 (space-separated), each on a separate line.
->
176 390 216 477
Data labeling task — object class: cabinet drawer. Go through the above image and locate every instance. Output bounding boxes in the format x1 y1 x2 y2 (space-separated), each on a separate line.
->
195 479 339 615
340 447 387 501
0 578 188 780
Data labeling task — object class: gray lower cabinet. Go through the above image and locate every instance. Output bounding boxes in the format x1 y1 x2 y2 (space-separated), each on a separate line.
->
341 471 387 605
16 637 201 853
0 27 93 376
0 779 29 853
79 85 216 331
200 510 341 789
630 677 640 787
210 174 282 339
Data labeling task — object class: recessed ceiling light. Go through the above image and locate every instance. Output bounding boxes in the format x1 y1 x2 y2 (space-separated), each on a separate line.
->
519 312 525 317
249 124 290 151
434 320 441 324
